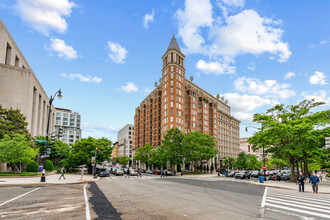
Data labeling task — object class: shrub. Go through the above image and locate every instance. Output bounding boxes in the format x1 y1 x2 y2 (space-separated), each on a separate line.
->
26 161 39 172
45 160 54 171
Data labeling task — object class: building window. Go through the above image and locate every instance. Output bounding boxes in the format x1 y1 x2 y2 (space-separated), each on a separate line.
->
5 43 12 65
171 66 173 71
171 109 173 114
170 117 173 122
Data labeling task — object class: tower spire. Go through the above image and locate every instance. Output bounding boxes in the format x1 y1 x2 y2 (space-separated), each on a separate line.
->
167 35 182 53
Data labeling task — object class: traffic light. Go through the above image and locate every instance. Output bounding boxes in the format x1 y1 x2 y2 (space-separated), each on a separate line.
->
58 127 63 138
266 158 268 163
50 134 55 144
174 153 177 158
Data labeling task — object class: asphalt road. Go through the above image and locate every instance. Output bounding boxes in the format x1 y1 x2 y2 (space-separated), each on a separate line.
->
0 175 329 219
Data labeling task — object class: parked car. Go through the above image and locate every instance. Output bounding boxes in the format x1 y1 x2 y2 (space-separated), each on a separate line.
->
98 169 110 177
114 168 124 176
280 171 291 181
166 170 173 176
228 171 236 177
146 170 153 174
251 171 262 178
152 170 161 175
235 171 251 179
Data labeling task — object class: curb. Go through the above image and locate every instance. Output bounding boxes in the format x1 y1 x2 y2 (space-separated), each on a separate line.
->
247 182 330 194
0 179 100 188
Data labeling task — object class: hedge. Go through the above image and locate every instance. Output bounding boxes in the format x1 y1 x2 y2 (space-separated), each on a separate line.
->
26 161 39 172
45 160 54 171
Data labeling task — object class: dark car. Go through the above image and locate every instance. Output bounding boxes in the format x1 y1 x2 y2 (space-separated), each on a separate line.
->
235 171 251 179
98 169 110 177
280 171 291 181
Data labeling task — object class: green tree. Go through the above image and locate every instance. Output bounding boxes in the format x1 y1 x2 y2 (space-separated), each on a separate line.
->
45 159 54 171
236 152 248 169
246 154 262 170
183 131 217 171
116 156 130 166
35 136 70 165
249 100 330 181
0 133 38 173
134 144 154 169
0 105 31 140
148 145 168 169
268 157 289 170
68 137 112 168
162 128 185 169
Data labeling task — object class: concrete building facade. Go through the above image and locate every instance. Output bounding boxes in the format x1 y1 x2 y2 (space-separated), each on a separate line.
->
240 137 270 161
117 124 134 164
0 18 55 138
55 107 81 146
134 36 240 164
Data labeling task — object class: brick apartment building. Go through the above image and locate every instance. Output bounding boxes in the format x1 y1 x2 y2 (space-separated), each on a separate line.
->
133 36 240 164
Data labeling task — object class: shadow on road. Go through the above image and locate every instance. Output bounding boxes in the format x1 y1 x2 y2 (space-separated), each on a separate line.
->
89 182 122 220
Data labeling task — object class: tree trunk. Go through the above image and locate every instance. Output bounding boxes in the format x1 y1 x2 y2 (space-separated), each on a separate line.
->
304 161 309 177
296 161 299 175
290 161 295 182
300 161 303 174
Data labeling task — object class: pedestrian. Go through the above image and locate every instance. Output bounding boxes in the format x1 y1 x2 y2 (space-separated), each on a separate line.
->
181 167 183 176
125 168 130 178
320 173 323 181
165 169 168 177
59 167 65 180
297 172 306 192
161 169 165 178
138 169 142 178
309 173 320 193
80 167 85 180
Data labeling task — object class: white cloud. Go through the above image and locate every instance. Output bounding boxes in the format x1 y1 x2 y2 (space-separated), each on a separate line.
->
61 73 102 83
247 62 255 70
107 41 128 64
143 9 155 29
284 71 295 80
196 59 235 75
302 90 330 105
175 0 213 54
15 0 76 35
209 9 291 62
175 1 291 73
234 76 295 99
221 0 245 8
223 92 272 112
121 82 138 93
82 122 117 133
310 39 329 48
309 71 327 85
232 111 253 122
49 38 77 59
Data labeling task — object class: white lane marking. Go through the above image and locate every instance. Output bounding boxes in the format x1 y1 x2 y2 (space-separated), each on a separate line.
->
84 184 91 220
267 196 330 210
267 192 330 203
267 195 330 206
0 187 40 207
267 199 330 214
265 202 330 219
259 186 268 217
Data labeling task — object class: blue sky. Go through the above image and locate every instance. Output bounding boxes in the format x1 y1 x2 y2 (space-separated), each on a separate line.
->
1 0 329 141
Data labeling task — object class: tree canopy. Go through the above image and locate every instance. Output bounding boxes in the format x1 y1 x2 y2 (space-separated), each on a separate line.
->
67 137 112 167
0 105 31 140
248 99 330 180
0 133 38 173
133 144 154 168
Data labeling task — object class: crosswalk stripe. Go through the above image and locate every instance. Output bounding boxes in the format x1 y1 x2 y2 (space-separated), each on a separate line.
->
267 192 330 203
265 202 330 219
266 196 330 210
267 195 330 206
267 199 330 214
268 190 330 200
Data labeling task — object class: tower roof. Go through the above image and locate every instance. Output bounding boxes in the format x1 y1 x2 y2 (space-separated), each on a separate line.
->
167 35 182 53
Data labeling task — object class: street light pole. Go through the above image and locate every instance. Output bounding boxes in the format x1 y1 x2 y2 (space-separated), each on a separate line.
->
40 89 62 182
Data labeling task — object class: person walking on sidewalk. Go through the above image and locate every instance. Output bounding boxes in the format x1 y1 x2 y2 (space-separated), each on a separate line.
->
297 172 306 192
161 169 165 178
80 167 85 180
125 168 130 179
59 167 66 180
309 173 320 193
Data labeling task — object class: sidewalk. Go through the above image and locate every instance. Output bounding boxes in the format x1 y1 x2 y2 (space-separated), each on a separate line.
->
248 178 330 194
0 174 99 187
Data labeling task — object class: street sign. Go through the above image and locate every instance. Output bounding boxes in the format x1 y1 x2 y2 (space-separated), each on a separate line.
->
217 165 220 169
35 139 46 144
41 155 50 158
262 165 267 170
